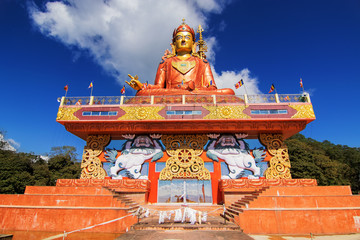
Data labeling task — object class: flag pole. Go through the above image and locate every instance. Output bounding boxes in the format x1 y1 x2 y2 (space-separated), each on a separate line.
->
243 80 249 96
89 82 93 97
273 84 278 94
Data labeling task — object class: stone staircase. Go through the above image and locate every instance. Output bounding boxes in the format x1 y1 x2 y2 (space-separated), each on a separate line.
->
113 204 255 240
220 187 269 222
220 185 360 234
132 205 241 231
104 187 141 214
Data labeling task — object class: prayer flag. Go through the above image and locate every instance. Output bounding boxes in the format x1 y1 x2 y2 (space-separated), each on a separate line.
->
121 85 125 94
64 85 68 91
268 84 275 93
300 78 303 88
284 95 290 101
235 79 244 89
88 82 93 88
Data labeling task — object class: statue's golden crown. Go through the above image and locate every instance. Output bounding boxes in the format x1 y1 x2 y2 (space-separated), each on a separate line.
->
172 21 195 42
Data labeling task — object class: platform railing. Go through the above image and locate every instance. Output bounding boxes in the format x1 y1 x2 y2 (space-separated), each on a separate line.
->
59 93 311 107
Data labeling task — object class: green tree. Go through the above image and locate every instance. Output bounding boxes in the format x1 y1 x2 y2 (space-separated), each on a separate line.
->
0 150 36 193
47 146 81 185
286 134 360 194
0 145 81 193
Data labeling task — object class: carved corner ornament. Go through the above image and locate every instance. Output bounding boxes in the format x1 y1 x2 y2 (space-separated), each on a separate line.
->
289 105 315 119
259 133 292 179
56 107 80 121
80 135 111 179
159 134 210 180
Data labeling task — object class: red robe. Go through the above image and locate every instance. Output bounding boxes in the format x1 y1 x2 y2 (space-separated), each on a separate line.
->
136 56 234 96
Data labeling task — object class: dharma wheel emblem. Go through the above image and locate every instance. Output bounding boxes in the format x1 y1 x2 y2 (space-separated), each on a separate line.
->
159 135 210 180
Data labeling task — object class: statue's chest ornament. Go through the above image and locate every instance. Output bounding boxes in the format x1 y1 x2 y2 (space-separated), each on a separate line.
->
172 61 196 75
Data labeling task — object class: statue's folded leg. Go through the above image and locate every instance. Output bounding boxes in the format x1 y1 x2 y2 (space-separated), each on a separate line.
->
192 88 235 95
136 88 235 96
136 89 191 96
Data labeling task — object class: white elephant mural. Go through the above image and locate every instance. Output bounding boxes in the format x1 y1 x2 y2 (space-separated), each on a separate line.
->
105 134 164 179
206 133 266 179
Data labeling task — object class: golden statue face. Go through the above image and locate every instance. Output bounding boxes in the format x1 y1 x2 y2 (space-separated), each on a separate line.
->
174 32 194 54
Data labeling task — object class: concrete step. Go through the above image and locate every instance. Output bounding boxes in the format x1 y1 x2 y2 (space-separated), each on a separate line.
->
236 199 251 205
232 202 245 208
226 208 240 216
134 215 240 231
220 213 231 222
261 186 352 196
0 234 12 240
115 198 135 204
24 186 113 195
228 205 244 213
224 210 235 218
238 195 360 209
115 229 254 240
133 223 241 231
0 194 127 208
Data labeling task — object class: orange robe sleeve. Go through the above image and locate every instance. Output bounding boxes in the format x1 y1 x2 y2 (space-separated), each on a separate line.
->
148 61 166 89
202 59 217 90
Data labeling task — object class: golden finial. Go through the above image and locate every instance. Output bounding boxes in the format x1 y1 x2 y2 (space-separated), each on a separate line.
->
197 24 204 35
182 18 186 25
196 24 207 59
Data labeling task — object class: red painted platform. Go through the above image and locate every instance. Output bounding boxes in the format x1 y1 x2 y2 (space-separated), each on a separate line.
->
220 179 360 235
0 180 149 234
1 179 359 235
57 95 315 140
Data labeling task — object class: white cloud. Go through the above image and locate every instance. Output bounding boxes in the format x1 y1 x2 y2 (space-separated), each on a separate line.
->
7 139 21 150
0 134 20 151
29 0 261 94
213 68 261 95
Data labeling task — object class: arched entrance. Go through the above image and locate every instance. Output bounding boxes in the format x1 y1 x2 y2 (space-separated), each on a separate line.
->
158 179 212 203
157 135 212 204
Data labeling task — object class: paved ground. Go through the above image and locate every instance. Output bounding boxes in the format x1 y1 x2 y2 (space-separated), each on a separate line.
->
115 229 253 240
133 214 239 231
249 233 360 240
114 212 360 240
116 231 360 240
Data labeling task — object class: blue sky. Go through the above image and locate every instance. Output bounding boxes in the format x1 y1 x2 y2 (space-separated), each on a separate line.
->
0 0 359 157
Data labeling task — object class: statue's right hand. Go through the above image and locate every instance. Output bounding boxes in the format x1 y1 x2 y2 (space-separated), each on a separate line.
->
126 74 143 90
